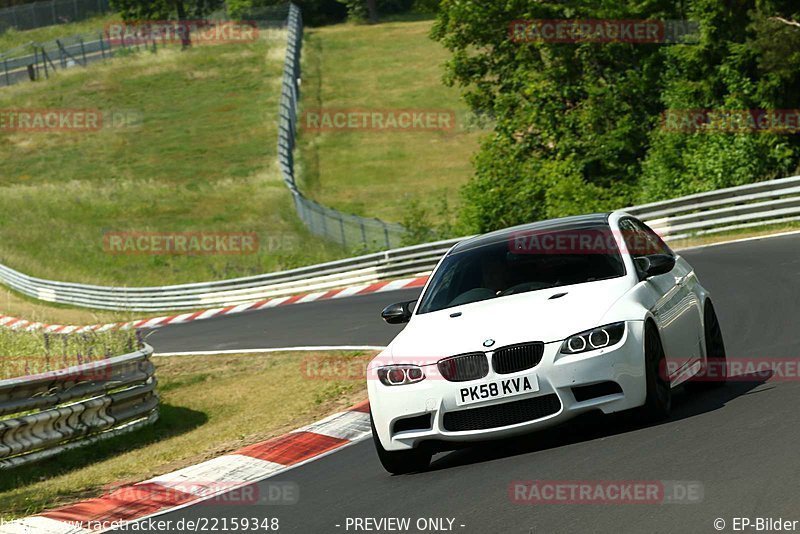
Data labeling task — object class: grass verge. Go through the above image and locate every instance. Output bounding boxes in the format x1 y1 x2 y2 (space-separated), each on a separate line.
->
0 349 374 520
298 18 484 225
0 286 133 326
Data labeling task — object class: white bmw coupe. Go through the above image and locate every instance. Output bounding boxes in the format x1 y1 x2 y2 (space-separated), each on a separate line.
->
367 211 727 474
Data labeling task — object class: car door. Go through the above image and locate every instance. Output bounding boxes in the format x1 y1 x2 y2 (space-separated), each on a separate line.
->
620 218 702 380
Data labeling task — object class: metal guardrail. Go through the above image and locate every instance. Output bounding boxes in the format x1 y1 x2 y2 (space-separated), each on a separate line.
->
277 3 407 250
0 344 157 469
626 175 800 240
1 176 800 312
0 238 459 311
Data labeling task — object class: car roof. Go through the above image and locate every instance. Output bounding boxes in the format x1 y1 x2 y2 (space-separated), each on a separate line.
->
449 213 613 255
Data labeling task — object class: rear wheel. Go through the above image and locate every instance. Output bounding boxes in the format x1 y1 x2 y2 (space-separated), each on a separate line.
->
695 301 727 388
640 322 671 421
370 413 431 475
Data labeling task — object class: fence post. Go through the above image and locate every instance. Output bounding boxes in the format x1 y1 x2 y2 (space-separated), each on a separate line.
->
56 39 66 68
360 221 367 245
384 226 390 249
99 32 106 59
340 217 347 248
3 58 9 86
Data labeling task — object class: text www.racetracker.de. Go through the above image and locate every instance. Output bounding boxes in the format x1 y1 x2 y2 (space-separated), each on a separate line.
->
21 518 281 532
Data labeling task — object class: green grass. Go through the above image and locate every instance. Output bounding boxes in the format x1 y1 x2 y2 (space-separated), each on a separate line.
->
0 14 116 53
0 328 139 380
0 33 349 286
0 350 373 520
298 19 484 225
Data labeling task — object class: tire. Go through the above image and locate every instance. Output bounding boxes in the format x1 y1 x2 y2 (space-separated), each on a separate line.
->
640 322 671 421
696 300 727 388
370 413 431 475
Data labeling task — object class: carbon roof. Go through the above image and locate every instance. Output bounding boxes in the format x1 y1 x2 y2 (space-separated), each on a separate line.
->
449 213 613 255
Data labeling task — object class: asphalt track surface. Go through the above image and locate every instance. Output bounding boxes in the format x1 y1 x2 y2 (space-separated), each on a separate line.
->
135 233 800 534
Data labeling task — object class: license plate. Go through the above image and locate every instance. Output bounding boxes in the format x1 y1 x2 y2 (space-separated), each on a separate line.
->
456 374 539 406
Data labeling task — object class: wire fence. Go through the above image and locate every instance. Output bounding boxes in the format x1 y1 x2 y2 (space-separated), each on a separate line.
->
0 0 111 33
0 29 174 87
0 13 291 88
277 3 407 250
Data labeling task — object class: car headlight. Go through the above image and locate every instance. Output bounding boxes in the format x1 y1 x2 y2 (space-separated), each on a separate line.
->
560 322 626 354
377 365 426 386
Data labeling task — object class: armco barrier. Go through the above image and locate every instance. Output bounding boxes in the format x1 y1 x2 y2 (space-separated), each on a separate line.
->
626 174 800 239
1 175 800 312
0 238 459 311
0 344 157 469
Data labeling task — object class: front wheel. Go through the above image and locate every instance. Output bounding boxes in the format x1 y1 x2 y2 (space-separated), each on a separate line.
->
639 323 671 421
371 413 431 475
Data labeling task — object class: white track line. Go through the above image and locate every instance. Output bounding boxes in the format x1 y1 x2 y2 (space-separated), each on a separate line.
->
676 228 800 252
154 346 387 357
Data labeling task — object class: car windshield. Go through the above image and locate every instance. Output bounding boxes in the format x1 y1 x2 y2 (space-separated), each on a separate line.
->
417 225 627 314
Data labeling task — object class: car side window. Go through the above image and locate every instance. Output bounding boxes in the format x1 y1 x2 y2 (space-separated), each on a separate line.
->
619 218 673 257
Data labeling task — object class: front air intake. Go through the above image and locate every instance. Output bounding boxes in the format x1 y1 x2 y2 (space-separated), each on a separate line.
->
492 342 545 374
437 353 489 382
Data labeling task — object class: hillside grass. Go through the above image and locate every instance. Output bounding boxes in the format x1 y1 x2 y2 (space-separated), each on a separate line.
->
0 31 349 286
298 19 484 225
0 350 373 520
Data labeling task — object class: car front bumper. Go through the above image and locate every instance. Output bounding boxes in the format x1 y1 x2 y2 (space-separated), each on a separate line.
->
368 321 647 452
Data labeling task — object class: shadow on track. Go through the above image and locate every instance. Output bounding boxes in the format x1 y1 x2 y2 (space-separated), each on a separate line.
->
423 373 771 473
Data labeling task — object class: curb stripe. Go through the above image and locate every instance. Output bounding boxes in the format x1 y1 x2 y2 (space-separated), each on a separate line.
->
236 431 348 465
2 401 372 533
41 483 196 524
0 275 430 335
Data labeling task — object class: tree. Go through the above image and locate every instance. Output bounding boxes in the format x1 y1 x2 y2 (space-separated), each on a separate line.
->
111 0 225 47
432 0 800 233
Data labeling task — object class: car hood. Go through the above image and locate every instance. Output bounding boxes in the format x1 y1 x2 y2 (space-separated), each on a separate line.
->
381 277 633 366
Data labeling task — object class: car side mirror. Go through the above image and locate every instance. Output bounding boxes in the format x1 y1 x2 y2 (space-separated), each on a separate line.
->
634 254 676 279
381 300 416 324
